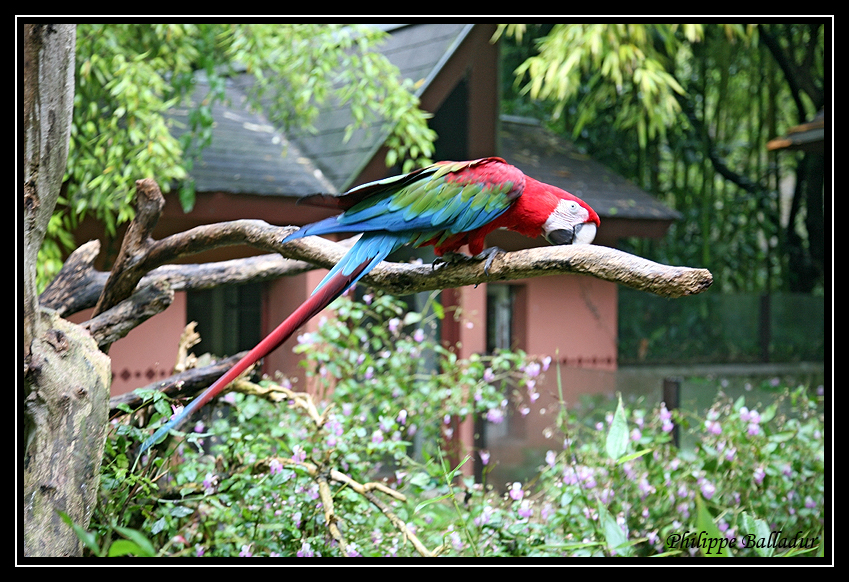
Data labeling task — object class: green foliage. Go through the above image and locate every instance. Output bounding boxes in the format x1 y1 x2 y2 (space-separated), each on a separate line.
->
498 23 825 295
82 293 824 557
497 24 718 147
40 24 436 291
618 288 825 364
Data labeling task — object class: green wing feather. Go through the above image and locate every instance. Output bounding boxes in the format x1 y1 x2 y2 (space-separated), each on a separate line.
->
287 157 525 241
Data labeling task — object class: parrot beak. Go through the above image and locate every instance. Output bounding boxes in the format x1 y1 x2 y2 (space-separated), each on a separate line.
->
545 228 575 245
573 222 597 245
544 222 597 246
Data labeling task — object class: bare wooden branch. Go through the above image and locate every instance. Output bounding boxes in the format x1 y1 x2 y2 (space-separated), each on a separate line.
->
44 176 711 361
39 240 108 317
108 351 249 417
83 279 174 351
359 243 713 299
41 245 314 318
174 322 201 373
48 219 711 322
94 179 165 316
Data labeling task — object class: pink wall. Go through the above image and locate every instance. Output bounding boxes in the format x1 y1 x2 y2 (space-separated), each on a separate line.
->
262 270 329 391
520 274 617 370
68 292 188 397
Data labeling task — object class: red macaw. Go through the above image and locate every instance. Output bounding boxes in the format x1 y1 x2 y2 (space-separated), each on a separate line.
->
139 157 599 454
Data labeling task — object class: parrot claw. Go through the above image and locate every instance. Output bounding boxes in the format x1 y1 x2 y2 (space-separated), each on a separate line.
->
431 252 467 270
474 246 504 276
431 247 504 277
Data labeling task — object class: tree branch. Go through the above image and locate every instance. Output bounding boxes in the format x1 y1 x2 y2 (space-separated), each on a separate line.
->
46 177 712 356
83 279 175 351
108 351 249 417
54 216 713 320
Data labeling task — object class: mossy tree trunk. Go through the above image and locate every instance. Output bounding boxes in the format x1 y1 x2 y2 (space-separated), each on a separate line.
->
23 23 112 557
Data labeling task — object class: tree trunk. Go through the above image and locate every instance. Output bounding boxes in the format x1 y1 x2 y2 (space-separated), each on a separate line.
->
23 23 112 557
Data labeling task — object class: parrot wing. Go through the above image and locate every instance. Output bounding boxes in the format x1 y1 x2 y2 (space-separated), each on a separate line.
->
285 157 526 247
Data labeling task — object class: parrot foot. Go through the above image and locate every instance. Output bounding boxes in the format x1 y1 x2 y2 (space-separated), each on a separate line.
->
431 251 468 270
432 247 504 277
474 247 505 276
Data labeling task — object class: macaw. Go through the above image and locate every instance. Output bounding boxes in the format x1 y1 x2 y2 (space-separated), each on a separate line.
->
139 157 599 455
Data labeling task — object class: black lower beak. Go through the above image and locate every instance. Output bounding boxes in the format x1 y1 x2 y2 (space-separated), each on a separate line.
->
545 228 575 245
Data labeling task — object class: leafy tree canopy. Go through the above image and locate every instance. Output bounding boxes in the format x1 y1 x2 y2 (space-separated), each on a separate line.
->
41 24 436 290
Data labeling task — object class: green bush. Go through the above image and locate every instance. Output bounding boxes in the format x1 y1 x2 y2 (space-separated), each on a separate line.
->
84 292 824 558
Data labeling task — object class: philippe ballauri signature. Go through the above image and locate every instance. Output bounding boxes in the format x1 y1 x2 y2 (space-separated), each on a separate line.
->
666 530 819 555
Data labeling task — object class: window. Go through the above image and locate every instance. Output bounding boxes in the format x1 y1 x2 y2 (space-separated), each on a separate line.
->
186 283 262 359
487 284 514 353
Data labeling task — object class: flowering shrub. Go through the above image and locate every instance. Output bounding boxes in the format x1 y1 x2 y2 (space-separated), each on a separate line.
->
85 292 824 558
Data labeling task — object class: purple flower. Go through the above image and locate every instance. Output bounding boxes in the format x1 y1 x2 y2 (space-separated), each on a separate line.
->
509 482 525 501
239 544 253 557
705 419 722 435
700 480 716 500
297 542 315 557
372 430 384 444
486 408 504 424
483 368 495 383
292 445 306 463
345 543 362 557
479 450 490 465
388 318 401 334
269 459 283 475
397 409 407 425
545 450 557 469
638 477 656 499
631 428 642 442
523 362 541 378
517 500 533 519
202 472 217 494
805 496 817 509
413 328 425 343
474 505 494 527
753 466 766 485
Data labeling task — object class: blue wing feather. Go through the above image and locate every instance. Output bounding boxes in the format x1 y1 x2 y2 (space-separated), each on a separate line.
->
282 158 525 294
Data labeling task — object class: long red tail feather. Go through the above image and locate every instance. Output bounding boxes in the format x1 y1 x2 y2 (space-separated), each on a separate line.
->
138 260 370 456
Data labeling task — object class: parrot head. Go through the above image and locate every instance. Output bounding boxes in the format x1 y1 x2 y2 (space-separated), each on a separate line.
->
541 196 599 246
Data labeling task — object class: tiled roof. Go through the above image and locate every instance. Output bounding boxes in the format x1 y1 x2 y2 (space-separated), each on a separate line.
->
500 116 680 221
